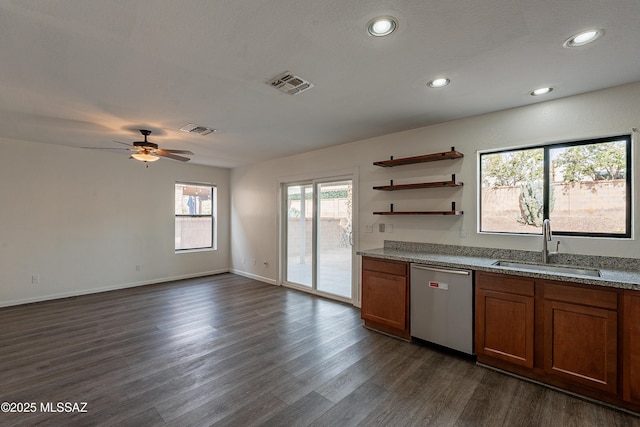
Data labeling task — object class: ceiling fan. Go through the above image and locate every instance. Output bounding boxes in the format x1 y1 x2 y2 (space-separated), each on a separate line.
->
84 129 194 163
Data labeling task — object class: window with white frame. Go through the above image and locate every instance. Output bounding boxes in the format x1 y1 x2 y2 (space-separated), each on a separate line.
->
175 183 216 250
479 134 631 237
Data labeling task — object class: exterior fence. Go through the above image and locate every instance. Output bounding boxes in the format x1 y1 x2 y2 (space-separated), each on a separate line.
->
287 218 350 257
175 216 214 250
482 179 626 233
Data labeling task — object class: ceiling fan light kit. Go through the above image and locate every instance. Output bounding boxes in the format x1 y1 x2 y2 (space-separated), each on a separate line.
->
131 152 160 162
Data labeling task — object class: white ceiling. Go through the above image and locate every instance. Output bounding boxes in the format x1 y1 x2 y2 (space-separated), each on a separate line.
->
1 1 639 168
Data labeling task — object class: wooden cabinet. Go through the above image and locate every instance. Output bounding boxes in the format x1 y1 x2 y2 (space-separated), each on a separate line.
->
623 290 640 405
475 272 535 368
476 271 636 410
361 257 410 340
543 283 618 394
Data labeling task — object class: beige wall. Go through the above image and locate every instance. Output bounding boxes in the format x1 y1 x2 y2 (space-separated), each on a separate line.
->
230 82 640 299
0 138 230 306
4 81 639 307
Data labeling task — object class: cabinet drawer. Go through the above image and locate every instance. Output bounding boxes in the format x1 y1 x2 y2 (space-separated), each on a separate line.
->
544 282 617 310
362 257 407 276
476 271 534 296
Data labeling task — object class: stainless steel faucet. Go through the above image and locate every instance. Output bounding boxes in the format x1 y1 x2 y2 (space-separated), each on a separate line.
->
542 219 552 263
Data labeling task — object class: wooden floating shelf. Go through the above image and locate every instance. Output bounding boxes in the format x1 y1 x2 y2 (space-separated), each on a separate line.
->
372 151 464 216
373 180 463 191
373 211 464 216
373 149 463 167
374 202 463 216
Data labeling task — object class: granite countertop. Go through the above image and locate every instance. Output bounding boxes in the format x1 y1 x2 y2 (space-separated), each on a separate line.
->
358 241 640 291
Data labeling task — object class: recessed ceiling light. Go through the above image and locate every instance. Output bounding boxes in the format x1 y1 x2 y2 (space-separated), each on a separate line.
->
563 29 604 47
428 78 450 88
367 16 398 37
530 87 553 96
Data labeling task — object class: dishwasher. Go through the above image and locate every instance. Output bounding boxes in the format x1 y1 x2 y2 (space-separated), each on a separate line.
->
410 263 474 355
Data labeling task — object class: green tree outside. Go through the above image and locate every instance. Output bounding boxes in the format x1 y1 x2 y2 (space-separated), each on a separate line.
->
482 141 626 228
553 141 626 182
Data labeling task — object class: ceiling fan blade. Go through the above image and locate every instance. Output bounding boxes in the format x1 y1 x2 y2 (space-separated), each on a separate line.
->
161 149 195 155
81 139 136 151
156 150 191 162
113 140 134 147
81 147 133 151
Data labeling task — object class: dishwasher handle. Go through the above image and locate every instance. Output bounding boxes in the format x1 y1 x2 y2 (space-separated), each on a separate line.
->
411 265 471 276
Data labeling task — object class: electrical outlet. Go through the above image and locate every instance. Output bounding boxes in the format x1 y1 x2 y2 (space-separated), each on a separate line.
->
365 225 373 233
379 223 385 232
32 275 40 284
386 224 393 233
135 264 141 271
460 228 467 238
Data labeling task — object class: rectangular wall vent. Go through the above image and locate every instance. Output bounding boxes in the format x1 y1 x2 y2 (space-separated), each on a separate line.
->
267 72 315 95
179 123 216 135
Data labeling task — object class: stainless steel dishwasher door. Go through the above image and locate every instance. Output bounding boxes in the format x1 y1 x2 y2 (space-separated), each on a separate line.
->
410 264 474 355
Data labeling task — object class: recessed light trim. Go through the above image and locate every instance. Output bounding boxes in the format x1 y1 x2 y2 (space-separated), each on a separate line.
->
428 78 450 88
563 29 604 47
530 87 553 96
367 16 398 37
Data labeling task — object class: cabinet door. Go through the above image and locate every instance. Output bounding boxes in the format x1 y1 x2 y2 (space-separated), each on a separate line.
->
544 300 617 394
361 270 407 331
476 288 534 368
624 291 640 404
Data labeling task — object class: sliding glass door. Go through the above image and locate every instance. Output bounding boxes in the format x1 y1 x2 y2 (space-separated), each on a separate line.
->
284 177 353 301
316 180 352 298
285 183 313 288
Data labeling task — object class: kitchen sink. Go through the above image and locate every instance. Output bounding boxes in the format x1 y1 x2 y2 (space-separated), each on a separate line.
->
492 260 601 277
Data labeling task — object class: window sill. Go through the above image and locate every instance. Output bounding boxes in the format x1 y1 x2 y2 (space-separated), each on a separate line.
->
478 230 633 240
175 247 216 254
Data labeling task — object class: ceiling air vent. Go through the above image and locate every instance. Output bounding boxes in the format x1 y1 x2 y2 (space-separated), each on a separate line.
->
267 72 315 95
179 123 216 135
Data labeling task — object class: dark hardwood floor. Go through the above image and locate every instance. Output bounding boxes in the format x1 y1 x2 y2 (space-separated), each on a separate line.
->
0 273 638 426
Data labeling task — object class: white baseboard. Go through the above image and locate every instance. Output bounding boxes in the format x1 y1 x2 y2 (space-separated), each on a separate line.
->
0 269 229 308
229 269 277 286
